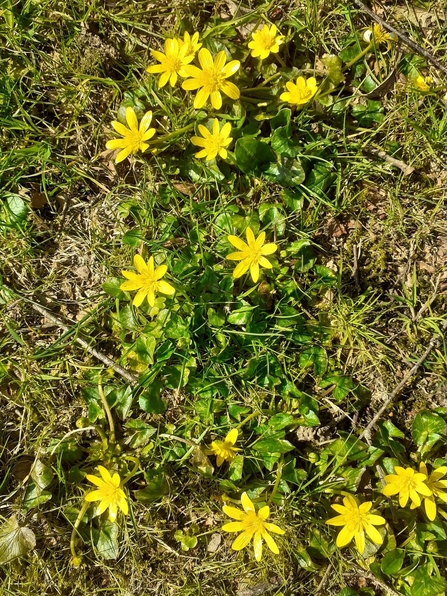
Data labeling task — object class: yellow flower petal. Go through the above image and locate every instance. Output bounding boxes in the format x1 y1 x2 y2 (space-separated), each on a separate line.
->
228 235 248 251
354 531 365 554
98 466 112 483
241 492 255 513
336 524 355 548
231 531 253 551
225 428 238 445
158 280 175 295
222 505 246 521
222 521 244 532
253 531 263 561
263 531 279 554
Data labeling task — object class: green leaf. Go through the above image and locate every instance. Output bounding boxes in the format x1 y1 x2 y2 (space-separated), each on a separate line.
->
252 438 295 454
264 156 305 187
165 314 190 339
381 549 405 575
270 108 291 129
411 566 447 596
0 516 36 563
207 307 226 327
135 470 168 503
228 302 256 325
110 386 133 420
258 203 286 236
94 520 119 560
165 364 190 389
234 137 276 175
138 387 166 414
352 100 384 126
270 124 300 158
299 346 327 376
122 229 142 247
103 277 128 300
304 161 335 198
22 483 52 511
293 244 316 273
412 411 446 455
268 413 295 431
30 459 53 490
3 194 28 224
321 54 344 85
228 455 244 481
125 419 157 448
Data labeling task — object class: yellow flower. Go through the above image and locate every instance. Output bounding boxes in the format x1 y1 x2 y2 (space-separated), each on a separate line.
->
206 429 241 466
326 494 386 554
178 31 201 57
222 492 285 561
85 466 128 523
383 465 432 508
363 24 398 51
146 37 194 88
106 107 156 164
248 24 284 60
120 254 175 307
413 75 433 92
227 227 277 283
410 463 447 521
280 76 318 107
182 48 240 110
191 118 233 161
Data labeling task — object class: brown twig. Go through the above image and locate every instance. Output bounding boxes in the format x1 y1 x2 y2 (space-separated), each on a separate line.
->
3 285 139 387
362 147 415 176
351 0 447 75
347 562 402 596
359 322 447 441
316 563 333 594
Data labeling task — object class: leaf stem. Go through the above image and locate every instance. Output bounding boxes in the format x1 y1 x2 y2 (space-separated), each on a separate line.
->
121 456 141 485
97 378 115 445
70 500 90 567
268 455 284 504
342 42 374 72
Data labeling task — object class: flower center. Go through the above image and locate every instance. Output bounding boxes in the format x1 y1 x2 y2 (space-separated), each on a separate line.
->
166 55 183 73
260 33 274 49
141 271 159 292
208 71 225 92
241 511 264 534
250 248 263 264
130 130 145 152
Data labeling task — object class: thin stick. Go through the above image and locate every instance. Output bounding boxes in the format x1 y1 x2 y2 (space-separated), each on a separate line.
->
362 147 415 176
3 284 139 386
351 0 447 75
348 562 402 596
359 324 446 441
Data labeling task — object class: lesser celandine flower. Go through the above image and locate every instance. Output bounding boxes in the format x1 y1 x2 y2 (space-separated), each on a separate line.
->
326 494 386 554
146 38 194 88
410 463 447 521
248 24 284 60
383 465 432 508
178 31 201 57
85 466 128 523
206 429 240 466
106 107 156 164
222 492 285 561
363 24 398 51
191 118 233 161
413 75 433 92
280 76 318 107
120 254 175 307
227 227 277 283
182 48 240 110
